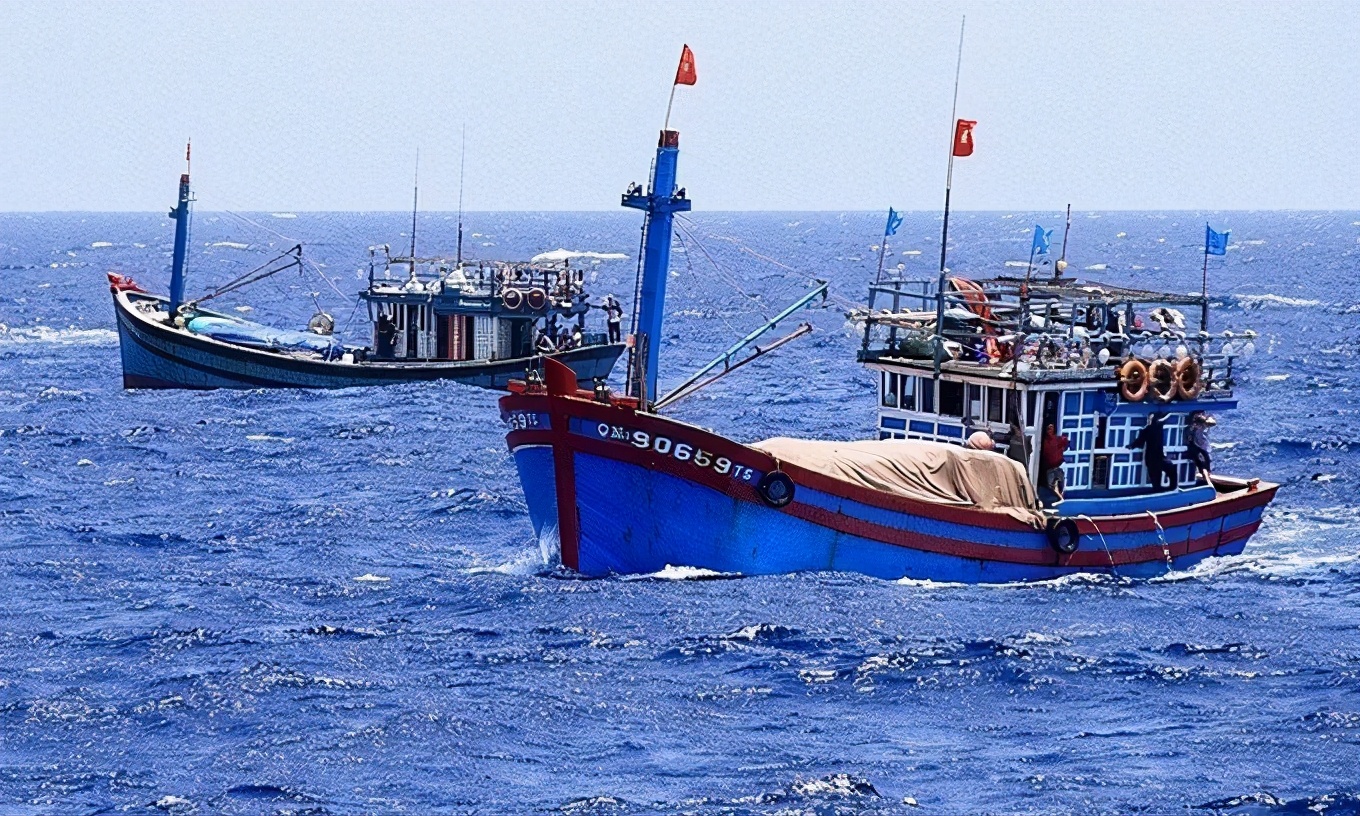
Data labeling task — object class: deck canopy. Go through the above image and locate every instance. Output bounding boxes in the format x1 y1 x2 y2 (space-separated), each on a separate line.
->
753 437 1045 527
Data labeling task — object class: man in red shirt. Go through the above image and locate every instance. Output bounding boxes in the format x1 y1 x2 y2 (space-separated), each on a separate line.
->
1041 423 1070 501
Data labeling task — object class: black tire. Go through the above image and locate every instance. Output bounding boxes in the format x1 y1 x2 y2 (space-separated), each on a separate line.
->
1048 518 1080 554
757 471 795 508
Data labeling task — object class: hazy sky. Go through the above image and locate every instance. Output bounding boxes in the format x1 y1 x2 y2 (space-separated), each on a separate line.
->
2 1 1356 212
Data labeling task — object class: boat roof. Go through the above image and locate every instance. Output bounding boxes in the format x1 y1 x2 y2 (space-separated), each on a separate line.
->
973 275 1207 307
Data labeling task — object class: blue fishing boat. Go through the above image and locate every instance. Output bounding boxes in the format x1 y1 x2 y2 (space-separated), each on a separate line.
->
109 155 623 390
498 49 1278 582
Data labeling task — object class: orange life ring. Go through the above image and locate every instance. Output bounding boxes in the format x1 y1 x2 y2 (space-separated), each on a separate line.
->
1174 357 1204 400
501 288 524 310
1147 359 1176 403
526 288 547 310
1119 359 1149 402
948 277 995 327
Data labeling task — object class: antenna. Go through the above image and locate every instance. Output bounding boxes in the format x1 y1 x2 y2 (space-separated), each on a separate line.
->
409 148 420 265
456 126 466 266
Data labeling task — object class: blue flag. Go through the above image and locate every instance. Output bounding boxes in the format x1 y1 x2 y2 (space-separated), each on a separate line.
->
1031 224 1053 256
1205 224 1229 256
884 207 903 237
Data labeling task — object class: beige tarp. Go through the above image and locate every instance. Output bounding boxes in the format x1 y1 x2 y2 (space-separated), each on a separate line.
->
752 437 1045 527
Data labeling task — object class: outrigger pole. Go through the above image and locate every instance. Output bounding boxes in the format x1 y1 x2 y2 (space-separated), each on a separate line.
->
654 281 828 409
933 17 967 376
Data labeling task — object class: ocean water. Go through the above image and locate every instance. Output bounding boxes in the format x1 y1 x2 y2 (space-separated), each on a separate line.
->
1 209 1359 815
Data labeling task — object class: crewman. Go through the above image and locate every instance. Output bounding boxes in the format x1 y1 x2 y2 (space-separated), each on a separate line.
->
1129 412 1178 491
602 295 624 344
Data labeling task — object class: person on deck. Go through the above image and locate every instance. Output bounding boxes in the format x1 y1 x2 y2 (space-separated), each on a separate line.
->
602 295 624 344
1129 412 1178 491
1005 421 1030 469
1041 424 1069 500
535 328 556 354
1186 411 1217 484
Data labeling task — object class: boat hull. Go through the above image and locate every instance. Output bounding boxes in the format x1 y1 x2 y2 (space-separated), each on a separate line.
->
500 381 1278 583
112 289 623 391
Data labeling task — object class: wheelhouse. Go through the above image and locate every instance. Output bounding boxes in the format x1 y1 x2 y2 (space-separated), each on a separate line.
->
858 273 1257 505
360 246 605 363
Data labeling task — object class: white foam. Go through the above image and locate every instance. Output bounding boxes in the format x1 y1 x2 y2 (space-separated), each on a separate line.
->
530 249 628 263
210 241 250 250
245 434 293 443
1005 261 1029 268
1232 293 1322 309
1263 374 1290 382
628 564 738 581
0 325 118 347
1085 263 1108 271
896 577 967 589
353 573 390 583
90 241 114 248
270 213 297 219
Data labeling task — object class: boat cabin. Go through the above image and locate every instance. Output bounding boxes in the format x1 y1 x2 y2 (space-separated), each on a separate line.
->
858 273 1256 507
360 246 605 363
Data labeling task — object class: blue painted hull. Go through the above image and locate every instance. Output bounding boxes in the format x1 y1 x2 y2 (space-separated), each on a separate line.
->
112 288 623 391
500 379 1278 584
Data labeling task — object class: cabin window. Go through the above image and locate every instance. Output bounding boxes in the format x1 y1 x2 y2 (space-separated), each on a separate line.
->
1026 391 1038 427
939 381 964 417
967 384 983 421
881 372 898 408
900 375 917 412
921 378 935 413
986 387 1004 426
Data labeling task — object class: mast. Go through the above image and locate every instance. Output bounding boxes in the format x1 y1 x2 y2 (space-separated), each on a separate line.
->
167 141 193 316
456 127 466 266
621 46 696 408
409 149 419 269
933 17 967 375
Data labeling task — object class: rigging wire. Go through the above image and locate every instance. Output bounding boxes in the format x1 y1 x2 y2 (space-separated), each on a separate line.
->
674 214 861 316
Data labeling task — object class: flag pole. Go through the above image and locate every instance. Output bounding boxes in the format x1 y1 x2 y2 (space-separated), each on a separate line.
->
663 83 679 132
1056 202 1071 281
875 233 888 284
934 16 966 376
1201 223 1210 332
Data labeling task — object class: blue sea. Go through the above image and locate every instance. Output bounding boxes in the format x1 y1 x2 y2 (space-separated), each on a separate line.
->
2 208 1358 815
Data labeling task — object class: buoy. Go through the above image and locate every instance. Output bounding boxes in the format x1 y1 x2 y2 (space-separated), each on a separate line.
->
1048 518 1080 554
757 471 796 508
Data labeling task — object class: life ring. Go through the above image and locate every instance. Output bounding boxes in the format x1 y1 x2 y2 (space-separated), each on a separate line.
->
526 288 547 310
1047 518 1080 554
501 288 524 310
1119 359 1149 402
1147 359 1176 403
948 277 995 327
757 471 796 508
1174 357 1204 400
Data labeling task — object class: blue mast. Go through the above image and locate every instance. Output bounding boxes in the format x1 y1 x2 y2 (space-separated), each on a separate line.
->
622 129 691 405
167 149 193 316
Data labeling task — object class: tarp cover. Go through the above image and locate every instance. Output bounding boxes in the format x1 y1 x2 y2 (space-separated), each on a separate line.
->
186 316 344 358
752 437 1045 527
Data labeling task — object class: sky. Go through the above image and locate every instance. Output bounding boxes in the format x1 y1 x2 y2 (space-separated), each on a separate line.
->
1 0 1357 212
